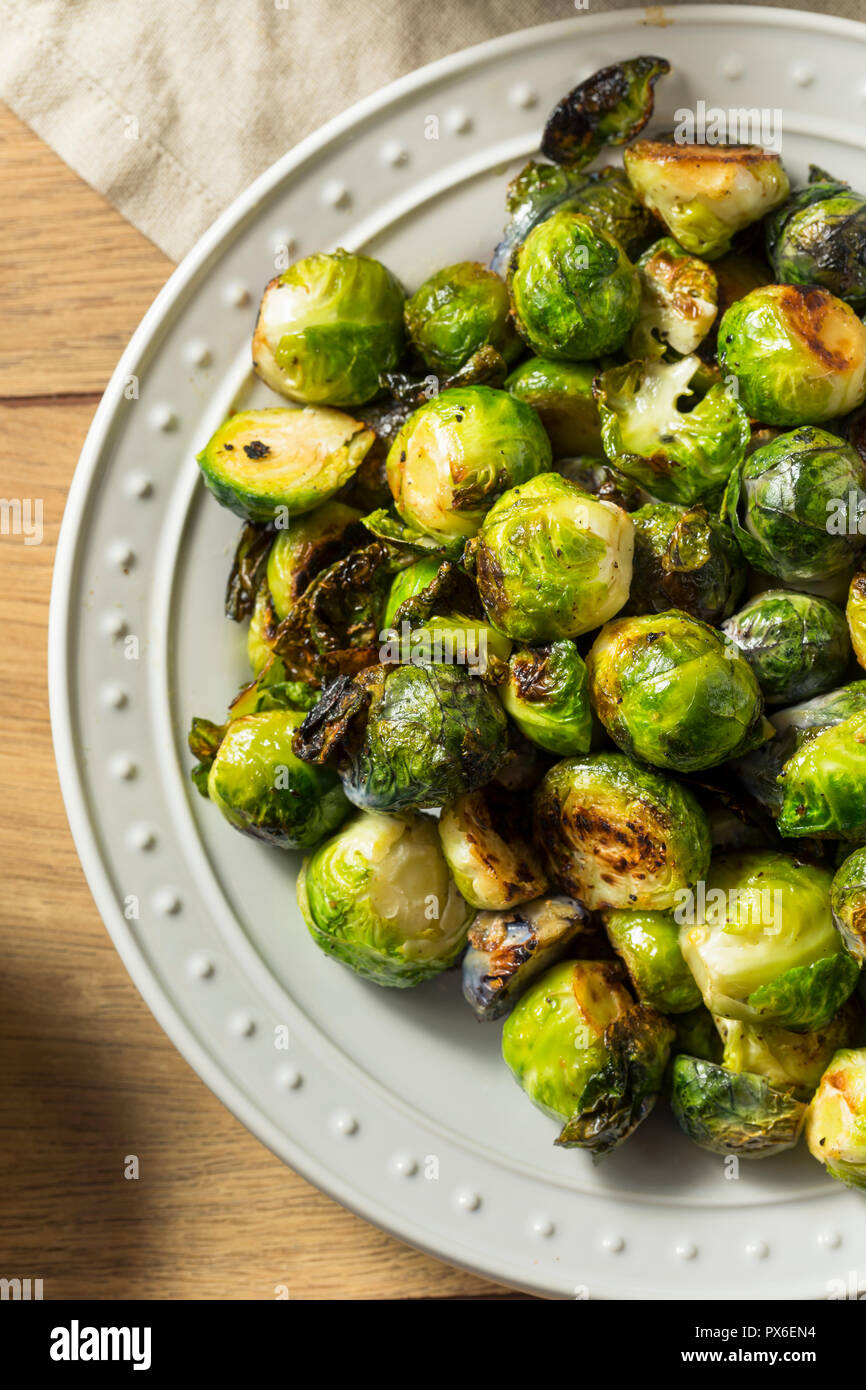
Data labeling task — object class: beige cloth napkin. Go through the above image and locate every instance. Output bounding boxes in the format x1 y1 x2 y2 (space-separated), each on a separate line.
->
0 0 860 261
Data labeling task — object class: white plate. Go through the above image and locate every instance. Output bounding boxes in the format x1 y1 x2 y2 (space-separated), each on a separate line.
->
50 6 866 1299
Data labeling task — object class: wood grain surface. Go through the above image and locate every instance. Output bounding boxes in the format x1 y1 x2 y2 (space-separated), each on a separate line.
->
0 102 522 1300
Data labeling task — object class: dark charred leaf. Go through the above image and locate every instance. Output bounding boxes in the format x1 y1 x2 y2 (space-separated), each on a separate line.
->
291 672 375 765
225 522 274 622
271 543 396 687
391 559 484 628
541 56 670 169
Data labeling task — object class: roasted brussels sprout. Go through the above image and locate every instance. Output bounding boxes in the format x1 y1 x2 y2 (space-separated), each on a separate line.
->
805 1047 866 1188
595 356 750 506
473 473 634 642
500 640 592 757
670 1055 807 1158
627 502 746 625
734 681 866 821
718 285 866 426
534 752 711 911
265 502 362 620
776 708 866 839
509 212 640 361
462 894 588 1020
623 140 789 259
439 787 547 911
504 358 602 458
723 427 866 583
197 408 374 523
297 810 473 987
847 571 866 668
404 261 520 374
831 846 866 965
502 959 674 1155
293 662 508 812
679 851 859 1030
253 249 404 406
492 161 658 276
721 590 850 705
385 386 552 542
540 56 669 169
587 611 766 773
627 238 718 359
766 175 866 311
717 1005 862 1100
189 709 350 848
604 908 702 1014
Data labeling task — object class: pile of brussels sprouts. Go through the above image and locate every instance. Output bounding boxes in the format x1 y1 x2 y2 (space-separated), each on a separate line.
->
190 56 866 1185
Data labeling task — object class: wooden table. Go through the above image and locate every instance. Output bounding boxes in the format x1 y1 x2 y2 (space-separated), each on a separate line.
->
0 103 520 1300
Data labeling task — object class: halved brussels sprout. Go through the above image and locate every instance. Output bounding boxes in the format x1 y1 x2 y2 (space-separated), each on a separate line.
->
587 611 766 773
197 408 375 523
509 212 640 361
404 261 520 374
247 584 278 674
500 640 592 757
385 386 552 542
722 590 850 706
462 894 588 1020
540 56 670 169
473 472 634 642
679 850 859 1030
439 787 547 911
504 358 602 458
670 1055 807 1158
604 908 702 1014
627 238 718 359
627 502 746 625
847 572 866 669
718 285 866 426
805 1047 866 1188
717 1004 862 1100
252 249 404 406
831 846 866 965
776 707 866 839
266 501 362 620
534 752 711 911
766 176 866 311
189 708 350 849
623 140 789 259
297 810 473 988
723 426 866 583
595 355 750 505
503 959 674 1155
293 662 508 813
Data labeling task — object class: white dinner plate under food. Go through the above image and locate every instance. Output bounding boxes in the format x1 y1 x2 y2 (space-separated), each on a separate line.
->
50 6 866 1298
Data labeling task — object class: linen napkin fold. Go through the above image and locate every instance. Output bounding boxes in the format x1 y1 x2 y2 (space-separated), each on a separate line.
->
0 0 859 261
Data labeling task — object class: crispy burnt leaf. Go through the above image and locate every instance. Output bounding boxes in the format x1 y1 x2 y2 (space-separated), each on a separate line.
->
225 522 274 622
541 56 670 169
271 543 397 686
556 1003 675 1157
291 672 374 765
360 509 465 560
